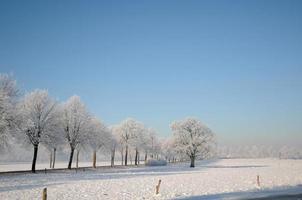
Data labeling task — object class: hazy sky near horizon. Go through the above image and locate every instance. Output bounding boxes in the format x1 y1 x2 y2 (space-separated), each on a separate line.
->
1 0 302 146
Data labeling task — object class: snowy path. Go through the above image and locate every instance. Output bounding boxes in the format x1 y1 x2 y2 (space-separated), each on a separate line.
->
0 159 302 199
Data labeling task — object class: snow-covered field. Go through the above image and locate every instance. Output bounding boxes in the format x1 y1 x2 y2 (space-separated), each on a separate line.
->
0 161 111 172
0 159 302 200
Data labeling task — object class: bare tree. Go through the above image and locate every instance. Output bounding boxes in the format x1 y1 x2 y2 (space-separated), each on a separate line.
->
171 117 214 168
17 90 58 172
62 96 90 169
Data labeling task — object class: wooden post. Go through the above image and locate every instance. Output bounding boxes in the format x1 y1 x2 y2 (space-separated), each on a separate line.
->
42 188 47 200
155 179 161 195
257 175 260 187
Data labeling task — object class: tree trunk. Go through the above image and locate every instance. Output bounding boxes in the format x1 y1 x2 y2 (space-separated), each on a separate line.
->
52 148 56 168
138 152 140 164
76 149 80 168
111 146 115 167
68 147 74 169
135 148 138 165
121 147 124 165
93 150 96 168
145 152 148 162
125 145 128 166
130 152 132 165
190 156 195 168
32 144 38 173
49 150 52 168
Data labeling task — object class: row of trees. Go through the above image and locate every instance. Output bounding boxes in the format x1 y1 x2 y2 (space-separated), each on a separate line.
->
217 145 302 159
0 73 216 172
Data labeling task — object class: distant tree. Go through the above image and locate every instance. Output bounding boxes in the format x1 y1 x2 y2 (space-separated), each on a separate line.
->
87 117 111 168
117 118 144 166
62 96 90 169
140 128 153 162
161 137 177 162
18 90 58 172
0 74 18 151
149 129 158 159
131 120 146 165
109 125 120 167
171 117 214 168
110 125 125 166
41 113 65 169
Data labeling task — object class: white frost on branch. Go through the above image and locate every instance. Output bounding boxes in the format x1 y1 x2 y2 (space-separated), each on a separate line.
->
0 74 18 150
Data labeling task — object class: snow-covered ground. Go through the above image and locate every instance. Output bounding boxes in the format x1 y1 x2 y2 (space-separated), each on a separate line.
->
0 161 111 172
0 159 302 200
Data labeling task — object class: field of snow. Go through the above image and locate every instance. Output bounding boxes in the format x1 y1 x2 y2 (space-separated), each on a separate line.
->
0 161 111 172
0 159 302 200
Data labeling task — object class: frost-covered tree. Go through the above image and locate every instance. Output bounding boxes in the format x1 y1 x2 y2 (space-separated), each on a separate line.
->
62 96 91 169
161 137 177 162
0 74 18 151
18 90 58 172
139 128 152 162
109 125 120 166
110 125 125 166
87 117 111 168
129 124 146 165
144 128 158 160
171 117 214 168
41 113 64 169
117 118 145 166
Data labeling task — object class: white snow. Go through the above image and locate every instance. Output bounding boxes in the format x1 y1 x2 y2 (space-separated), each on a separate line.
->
0 161 111 172
0 159 302 200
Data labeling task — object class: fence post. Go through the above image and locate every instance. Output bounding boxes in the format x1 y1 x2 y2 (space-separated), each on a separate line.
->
155 179 161 195
42 188 47 200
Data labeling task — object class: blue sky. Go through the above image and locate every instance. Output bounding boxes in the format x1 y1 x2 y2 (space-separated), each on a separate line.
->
1 0 301 146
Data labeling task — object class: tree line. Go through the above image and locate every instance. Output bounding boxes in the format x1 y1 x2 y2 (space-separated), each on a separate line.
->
0 73 215 172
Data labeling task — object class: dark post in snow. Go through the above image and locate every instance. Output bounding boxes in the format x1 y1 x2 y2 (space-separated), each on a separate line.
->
257 175 260 187
155 179 162 195
42 188 47 200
